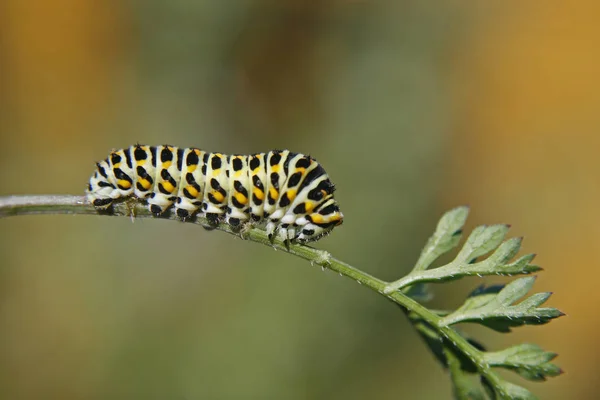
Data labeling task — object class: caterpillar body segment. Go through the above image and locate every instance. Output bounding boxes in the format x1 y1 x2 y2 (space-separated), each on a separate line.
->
247 153 268 222
148 145 182 215
226 154 252 227
175 147 206 219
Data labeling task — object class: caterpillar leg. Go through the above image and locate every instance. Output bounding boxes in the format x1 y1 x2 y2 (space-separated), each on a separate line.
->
296 224 318 243
266 221 277 241
174 199 203 222
124 197 138 222
175 207 190 221
276 224 295 242
147 193 175 215
239 221 253 240
91 197 114 209
205 212 220 225
282 225 296 248
174 198 200 221
267 222 297 245
286 226 296 241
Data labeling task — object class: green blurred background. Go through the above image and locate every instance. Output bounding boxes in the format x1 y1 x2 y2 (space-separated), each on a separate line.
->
0 1 597 399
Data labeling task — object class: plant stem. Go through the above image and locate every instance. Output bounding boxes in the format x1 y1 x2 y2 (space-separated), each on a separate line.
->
0 194 510 398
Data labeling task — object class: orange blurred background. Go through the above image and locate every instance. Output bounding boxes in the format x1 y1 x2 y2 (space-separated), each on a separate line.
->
0 1 597 399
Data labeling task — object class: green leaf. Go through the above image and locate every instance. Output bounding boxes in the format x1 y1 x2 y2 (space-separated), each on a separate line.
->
496 275 537 304
445 347 487 400
497 381 538 400
438 277 564 331
482 377 538 400
403 283 433 302
442 237 541 280
448 248 540 282
412 206 470 272
455 224 510 263
505 253 541 274
385 222 540 293
484 344 562 381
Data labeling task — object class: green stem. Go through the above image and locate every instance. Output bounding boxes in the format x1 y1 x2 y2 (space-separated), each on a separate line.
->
0 194 510 398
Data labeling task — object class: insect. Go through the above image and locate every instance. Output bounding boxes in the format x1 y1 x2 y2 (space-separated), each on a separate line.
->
86 145 344 242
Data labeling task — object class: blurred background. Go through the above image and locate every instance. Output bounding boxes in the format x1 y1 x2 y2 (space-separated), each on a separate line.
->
0 1 597 399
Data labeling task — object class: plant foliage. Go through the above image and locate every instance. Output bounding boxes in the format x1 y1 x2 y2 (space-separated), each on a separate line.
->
386 207 563 399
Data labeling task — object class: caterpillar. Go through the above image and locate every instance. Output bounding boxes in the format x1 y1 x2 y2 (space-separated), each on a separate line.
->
86 145 344 242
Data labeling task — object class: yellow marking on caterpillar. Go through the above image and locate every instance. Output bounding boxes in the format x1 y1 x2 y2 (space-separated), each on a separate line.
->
234 192 248 205
305 202 315 213
162 180 175 193
212 190 225 203
138 178 152 190
310 214 324 224
137 160 146 166
253 188 264 201
118 180 132 189
269 187 279 200
271 165 280 173
286 189 297 203
162 161 172 169
186 185 199 198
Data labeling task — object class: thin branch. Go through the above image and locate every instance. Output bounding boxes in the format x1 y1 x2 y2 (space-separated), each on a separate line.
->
0 194 515 398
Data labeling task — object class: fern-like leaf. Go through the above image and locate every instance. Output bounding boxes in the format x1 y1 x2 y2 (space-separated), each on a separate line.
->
438 277 563 331
483 343 563 381
385 209 541 294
